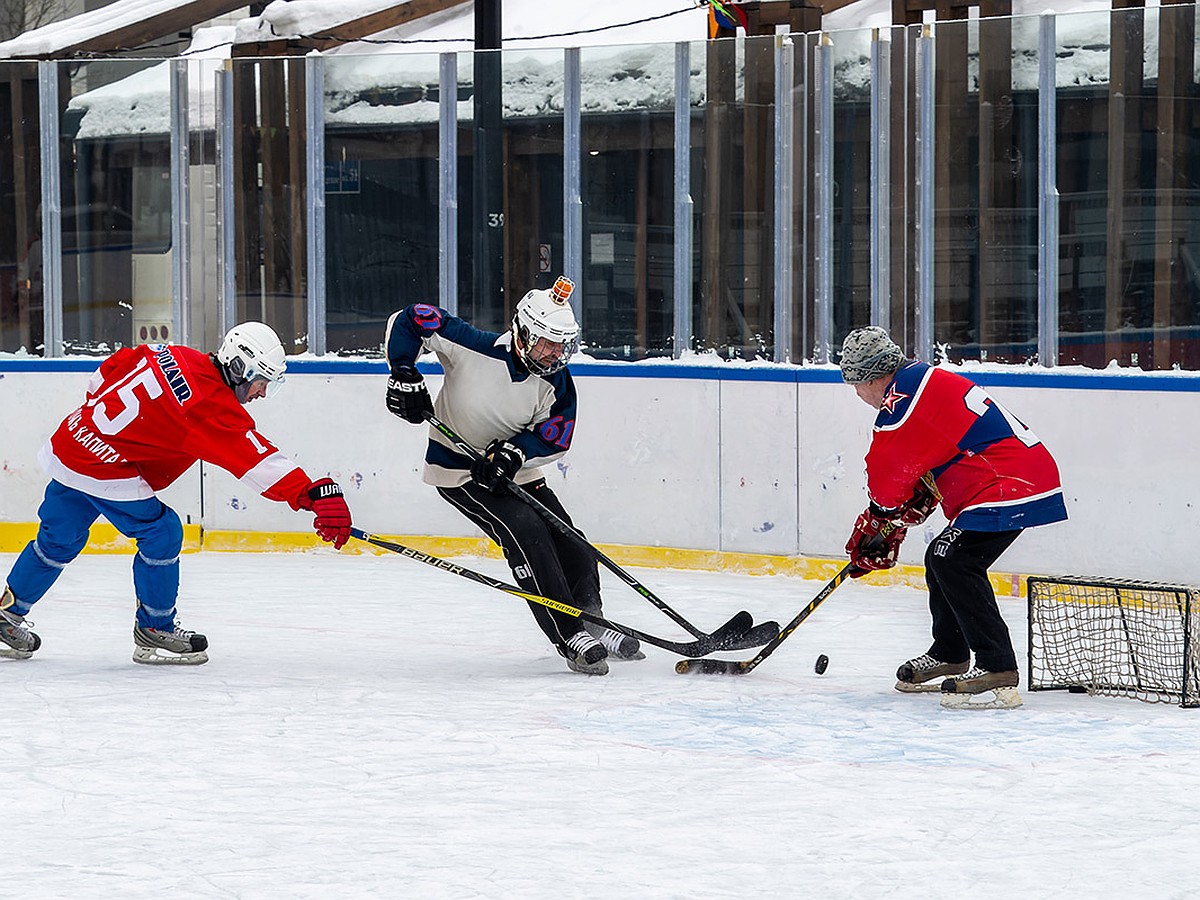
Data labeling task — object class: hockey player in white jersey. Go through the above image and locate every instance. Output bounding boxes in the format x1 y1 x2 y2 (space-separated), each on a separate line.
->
384 277 642 675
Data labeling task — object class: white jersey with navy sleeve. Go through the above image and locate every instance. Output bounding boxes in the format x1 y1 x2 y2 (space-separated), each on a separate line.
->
385 304 578 488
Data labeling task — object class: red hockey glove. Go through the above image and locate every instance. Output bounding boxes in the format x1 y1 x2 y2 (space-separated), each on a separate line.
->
845 505 907 578
303 478 352 549
896 480 939 527
470 440 525 495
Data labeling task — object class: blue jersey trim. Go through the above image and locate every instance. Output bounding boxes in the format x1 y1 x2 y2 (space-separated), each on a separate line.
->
953 492 1068 532
425 439 473 472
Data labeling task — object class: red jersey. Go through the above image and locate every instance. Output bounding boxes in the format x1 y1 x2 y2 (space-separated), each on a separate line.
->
865 362 1067 531
40 344 310 507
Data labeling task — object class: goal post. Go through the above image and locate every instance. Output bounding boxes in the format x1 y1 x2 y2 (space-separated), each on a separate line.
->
1028 576 1200 707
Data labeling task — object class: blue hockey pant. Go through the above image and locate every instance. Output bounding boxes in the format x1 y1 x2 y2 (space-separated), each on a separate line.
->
4 479 183 629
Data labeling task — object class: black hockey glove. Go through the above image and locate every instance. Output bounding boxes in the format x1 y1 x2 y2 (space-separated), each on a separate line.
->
386 364 433 424
470 440 525 495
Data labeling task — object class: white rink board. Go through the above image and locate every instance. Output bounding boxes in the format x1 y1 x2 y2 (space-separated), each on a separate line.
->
2 360 1199 583
717 378 800 555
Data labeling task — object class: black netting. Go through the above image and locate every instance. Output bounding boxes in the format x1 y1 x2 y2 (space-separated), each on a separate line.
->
1028 577 1200 707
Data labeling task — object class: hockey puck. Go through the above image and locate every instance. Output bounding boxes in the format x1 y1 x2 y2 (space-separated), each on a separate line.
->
1068 684 1088 694
814 654 829 675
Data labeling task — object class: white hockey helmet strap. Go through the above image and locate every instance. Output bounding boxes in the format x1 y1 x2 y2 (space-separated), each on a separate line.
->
217 321 287 392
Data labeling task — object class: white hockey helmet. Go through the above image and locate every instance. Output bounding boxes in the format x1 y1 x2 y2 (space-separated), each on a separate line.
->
511 276 580 376
216 321 287 397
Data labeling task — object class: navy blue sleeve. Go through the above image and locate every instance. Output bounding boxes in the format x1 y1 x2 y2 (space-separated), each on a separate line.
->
385 304 498 367
511 370 578 463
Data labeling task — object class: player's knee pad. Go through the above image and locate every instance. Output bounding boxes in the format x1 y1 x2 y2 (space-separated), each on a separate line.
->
136 505 184 561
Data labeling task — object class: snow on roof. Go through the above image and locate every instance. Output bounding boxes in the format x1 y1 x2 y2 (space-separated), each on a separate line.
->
236 0 710 53
58 0 1196 139
0 0 233 59
67 27 232 138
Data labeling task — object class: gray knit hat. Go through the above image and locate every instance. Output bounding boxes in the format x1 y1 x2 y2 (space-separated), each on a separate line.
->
839 326 905 384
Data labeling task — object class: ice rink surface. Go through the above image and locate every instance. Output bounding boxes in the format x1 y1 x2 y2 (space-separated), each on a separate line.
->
6 547 1198 899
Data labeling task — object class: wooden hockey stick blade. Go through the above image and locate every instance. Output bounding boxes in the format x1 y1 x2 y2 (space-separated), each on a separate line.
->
674 657 750 675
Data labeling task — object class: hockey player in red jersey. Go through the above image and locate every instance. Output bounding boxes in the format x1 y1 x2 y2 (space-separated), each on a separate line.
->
839 326 1067 709
0 322 353 665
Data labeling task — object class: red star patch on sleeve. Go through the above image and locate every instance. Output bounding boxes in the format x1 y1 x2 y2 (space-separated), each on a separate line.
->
880 384 910 415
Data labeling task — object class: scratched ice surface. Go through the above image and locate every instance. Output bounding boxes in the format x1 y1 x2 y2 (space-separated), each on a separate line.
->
5 549 1197 899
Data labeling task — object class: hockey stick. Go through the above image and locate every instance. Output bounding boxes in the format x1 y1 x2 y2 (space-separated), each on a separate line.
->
674 562 859 675
351 528 758 658
675 505 923 675
425 413 779 650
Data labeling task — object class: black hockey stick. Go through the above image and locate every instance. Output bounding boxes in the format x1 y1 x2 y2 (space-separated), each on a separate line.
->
674 562 859 675
425 413 779 650
351 528 758 658
675 513 912 675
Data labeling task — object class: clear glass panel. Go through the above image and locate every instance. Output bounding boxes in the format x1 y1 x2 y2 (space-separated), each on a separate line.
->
61 59 172 355
1056 6 1200 370
322 52 443 355
0 61 41 354
578 41 676 360
229 57 309 355
692 33 778 360
927 17 1038 365
494 48 564 334
828 26 876 351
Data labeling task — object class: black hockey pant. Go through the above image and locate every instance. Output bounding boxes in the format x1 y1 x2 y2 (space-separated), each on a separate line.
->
437 480 602 649
923 526 1022 673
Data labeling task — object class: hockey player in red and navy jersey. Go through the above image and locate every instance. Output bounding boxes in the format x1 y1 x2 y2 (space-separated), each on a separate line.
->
0 323 353 665
384 277 642 676
840 326 1067 709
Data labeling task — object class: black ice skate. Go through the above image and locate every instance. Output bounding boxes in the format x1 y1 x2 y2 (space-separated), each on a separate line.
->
559 630 609 676
0 588 41 660
133 623 209 666
584 621 645 661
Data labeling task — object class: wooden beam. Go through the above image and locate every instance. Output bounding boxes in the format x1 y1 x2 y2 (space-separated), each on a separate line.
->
47 0 250 57
233 0 471 57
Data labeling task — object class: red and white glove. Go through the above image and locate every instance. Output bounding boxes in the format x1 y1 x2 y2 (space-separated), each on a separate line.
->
845 505 907 578
300 478 352 549
896 480 939 527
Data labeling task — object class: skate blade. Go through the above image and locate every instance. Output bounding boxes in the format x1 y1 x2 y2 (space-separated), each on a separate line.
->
565 659 609 676
132 646 209 666
0 647 34 660
940 686 1023 710
894 680 942 693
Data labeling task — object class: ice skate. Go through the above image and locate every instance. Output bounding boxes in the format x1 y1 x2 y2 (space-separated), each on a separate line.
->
584 621 645 661
894 653 969 693
0 588 41 660
133 623 209 666
558 630 608 675
939 667 1022 710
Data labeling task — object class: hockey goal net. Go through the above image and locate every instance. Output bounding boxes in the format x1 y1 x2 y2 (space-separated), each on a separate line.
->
1028 576 1200 707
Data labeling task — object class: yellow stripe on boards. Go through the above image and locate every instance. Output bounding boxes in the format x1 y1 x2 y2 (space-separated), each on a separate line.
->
0 523 1030 599
0 522 203 554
